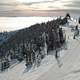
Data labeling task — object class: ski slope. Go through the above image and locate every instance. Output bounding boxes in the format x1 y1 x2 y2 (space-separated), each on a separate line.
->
37 20 80 80
0 19 80 80
37 37 80 80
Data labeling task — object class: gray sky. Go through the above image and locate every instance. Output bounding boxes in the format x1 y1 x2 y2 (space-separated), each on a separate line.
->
0 0 80 32
0 0 80 17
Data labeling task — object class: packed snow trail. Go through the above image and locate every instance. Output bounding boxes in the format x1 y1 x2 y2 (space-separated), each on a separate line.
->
37 38 80 80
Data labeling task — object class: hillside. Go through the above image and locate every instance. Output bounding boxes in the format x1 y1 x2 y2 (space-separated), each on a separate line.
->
0 18 80 80
0 15 68 58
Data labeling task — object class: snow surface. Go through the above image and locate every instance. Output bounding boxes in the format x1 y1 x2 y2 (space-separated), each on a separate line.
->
0 19 80 80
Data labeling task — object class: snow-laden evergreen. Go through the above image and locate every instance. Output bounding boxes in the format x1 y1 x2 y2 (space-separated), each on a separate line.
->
0 16 80 80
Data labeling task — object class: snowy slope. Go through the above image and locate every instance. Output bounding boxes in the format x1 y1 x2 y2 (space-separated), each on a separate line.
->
0 19 80 80
0 52 57 80
37 39 80 80
37 20 80 80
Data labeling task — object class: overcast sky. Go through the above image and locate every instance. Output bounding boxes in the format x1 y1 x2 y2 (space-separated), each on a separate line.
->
0 0 80 32
0 0 80 17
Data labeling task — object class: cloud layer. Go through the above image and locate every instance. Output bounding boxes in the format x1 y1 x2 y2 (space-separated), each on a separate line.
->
0 0 80 16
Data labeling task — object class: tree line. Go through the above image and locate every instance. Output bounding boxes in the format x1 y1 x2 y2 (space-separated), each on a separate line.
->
0 13 70 71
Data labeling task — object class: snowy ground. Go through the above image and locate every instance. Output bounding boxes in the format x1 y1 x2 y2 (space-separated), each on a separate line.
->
0 19 80 80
